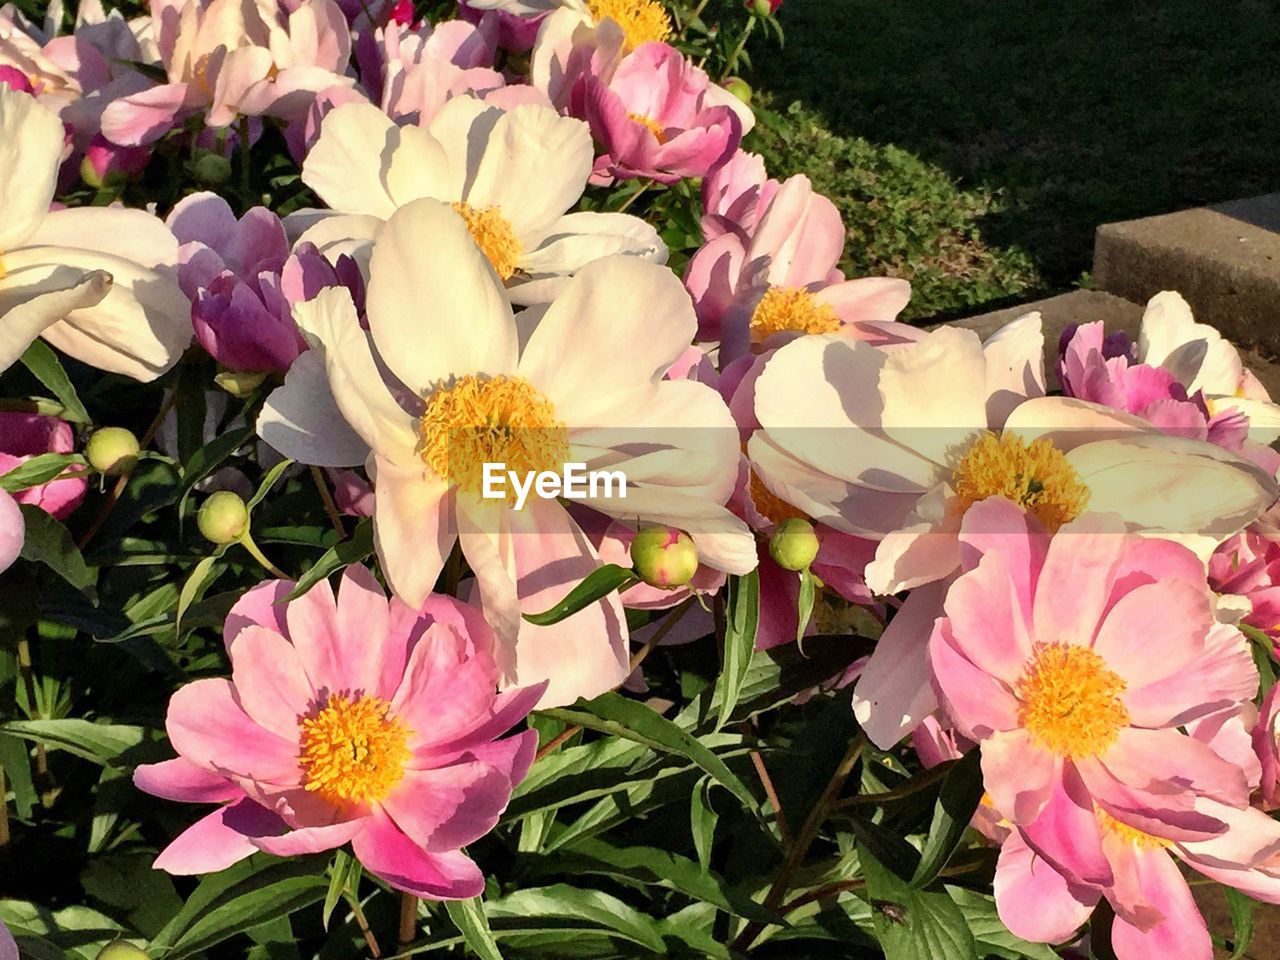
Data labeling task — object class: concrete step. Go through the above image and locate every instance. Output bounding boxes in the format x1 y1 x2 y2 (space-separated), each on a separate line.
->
1093 193 1280 356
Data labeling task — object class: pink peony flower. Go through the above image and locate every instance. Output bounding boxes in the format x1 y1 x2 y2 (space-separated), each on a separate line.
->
930 498 1259 888
0 488 24 574
0 412 87 519
686 149 913 353
1253 683 1280 810
573 42 744 185
1208 504 1280 649
134 567 543 899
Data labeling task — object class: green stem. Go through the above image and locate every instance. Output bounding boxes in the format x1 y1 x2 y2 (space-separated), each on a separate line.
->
238 530 289 579
725 17 757 76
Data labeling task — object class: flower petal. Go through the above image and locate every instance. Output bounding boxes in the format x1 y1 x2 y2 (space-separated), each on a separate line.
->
351 808 485 899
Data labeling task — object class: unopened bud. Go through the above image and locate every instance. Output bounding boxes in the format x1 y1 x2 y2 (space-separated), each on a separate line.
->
214 369 270 398
198 491 249 545
96 941 149 960
769 517 819 571
192 152 232 185
85 427 140 476
630 526 699 588
723 77 753 105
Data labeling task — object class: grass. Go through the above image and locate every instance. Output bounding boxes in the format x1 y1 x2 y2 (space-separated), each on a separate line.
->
745 0 1280 320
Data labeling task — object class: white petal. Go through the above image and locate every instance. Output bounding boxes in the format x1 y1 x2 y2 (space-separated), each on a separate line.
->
517 256 694 425
982 312 1046 430
0 87 61 250
30 207 179 269
372 456 455 607
1139 290 1243 395
301 102 451 219
0 270 112 373
257 350 369 467
511 211 667 305
366 198 517 392
424 95 500 202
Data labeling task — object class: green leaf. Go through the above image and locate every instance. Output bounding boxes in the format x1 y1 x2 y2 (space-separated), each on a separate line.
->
18 505 96 592
0 453 86 492
796 567 817 644
151 856 328 960
714 570 759 730
690 775 719 872
19 340 90 423
523 564 636 626
175 555 223 636
859 842 976 960
947 888 1059 960
321 851 357 931
285 518 374 599
246 458 293 514
486 884 667 954
1 719 146 767
909 749 983 888
542 691 758 810
445 896 504 960
178 424 255 514
0 733 36 818
1224 887 1256 960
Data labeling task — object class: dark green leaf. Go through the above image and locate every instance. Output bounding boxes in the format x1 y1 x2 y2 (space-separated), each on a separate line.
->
690 775 719 873
714 570 759 730
909 750 983 888
523 564 637 626
178 424 255 514
18 505 96 592
19 340 90 423
859 842 976 960
321 851 357 931
796 567 817 644
1224 887 1256 960
0 453 86 492
286 518 374 599
947 888 1059 960
2 719 146 767
485 884 667 954
445 896 504 960
542 691 757 809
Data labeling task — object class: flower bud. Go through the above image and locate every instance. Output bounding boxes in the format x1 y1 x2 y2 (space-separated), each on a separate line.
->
214 369 270 398
96 941 149 960
198 491 249 545
723 77 753 105
768 517 820 571
630 526 699 588
750 0 781 15
85 427 140 476
80 135 149 189
192 151 232 186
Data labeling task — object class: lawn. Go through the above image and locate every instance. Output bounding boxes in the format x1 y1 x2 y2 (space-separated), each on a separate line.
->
745 0 1280 321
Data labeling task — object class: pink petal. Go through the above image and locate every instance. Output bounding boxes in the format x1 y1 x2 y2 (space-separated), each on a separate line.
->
392 621 499 754
351 809 485 899
1030 511 1128 647
1018 767 1113 886
980 727 1059 825
228 625 314 739
249 819 363 857
152 799 279 875
1123 623 1258 729
223 579 293 648
1092 579 1214 693
941 547 1034 684
994 832 1098 944
166 679 300 784
100 82 192 146
334 565 402 700
929 619 1021 740
133 757 245 804
1109 843 1211 960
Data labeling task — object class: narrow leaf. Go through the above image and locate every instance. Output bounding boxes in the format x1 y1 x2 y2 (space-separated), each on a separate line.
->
19 340 90 423
18 505 95 592
1224 887 1256 960
796 568 817 644
286 519 373 600
909 749 984 888
523 564 636 626
0 453 86 492
445 897 503 960
2 719 146 767
714 570 759 730
690 775 719 872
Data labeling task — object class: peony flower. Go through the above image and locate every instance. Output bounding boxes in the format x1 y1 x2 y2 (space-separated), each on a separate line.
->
572 41 746 185
0 87 190 380
1208 503 1280 649
1253 683 1280 810
100 0 354 146
750 320 1278 746
258 199 753 705
167 192 308 373
298 96 665 305
991 705 1280 960
0 488 23 574
134 567 542 900
0 413 86 519
685 149 913 353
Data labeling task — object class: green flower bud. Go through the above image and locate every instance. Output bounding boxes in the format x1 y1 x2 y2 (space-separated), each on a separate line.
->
214 369 270 398
630 526 699 588
96 941 149 960
768 517 820 571
198 491 249 545
723 77 753 105
85 427 140 476
192 152 232 186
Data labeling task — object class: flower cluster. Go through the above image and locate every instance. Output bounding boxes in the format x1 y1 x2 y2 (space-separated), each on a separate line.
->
3 0 1280 956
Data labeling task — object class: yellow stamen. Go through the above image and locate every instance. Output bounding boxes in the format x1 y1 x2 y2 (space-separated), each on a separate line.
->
451 202 523 281
298 693 411 807
1016 643 1128 759
749 287 842 341
749 468 807 525
587 0 672 50
628 113 667 143
951 432 1089 532
1097 808 1173 849
418 374 568 498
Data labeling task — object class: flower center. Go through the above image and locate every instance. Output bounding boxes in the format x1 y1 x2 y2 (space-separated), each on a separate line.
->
418 374 569 497
451 202 523 281
587 0 672 49
750 468 807 525
1096 808 1173 849
628 113 667 143
951 432 1089 532
749 287 842 342
298 693 411 807
1016 643 1129 759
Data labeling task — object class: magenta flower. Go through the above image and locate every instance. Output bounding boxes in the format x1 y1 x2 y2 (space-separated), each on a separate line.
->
1208 506 1280 649
134 567 542 898
930 498 1258 880
167 192 308 373
574 42 744 185
0 412 87 520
